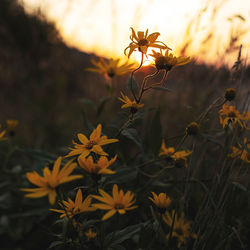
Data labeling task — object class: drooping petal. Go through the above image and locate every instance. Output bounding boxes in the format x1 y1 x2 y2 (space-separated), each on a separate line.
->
102 209 117 221
48 189 57 205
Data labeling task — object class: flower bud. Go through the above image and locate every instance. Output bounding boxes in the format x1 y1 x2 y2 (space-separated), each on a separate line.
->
186 122 200 136
225 88 236 101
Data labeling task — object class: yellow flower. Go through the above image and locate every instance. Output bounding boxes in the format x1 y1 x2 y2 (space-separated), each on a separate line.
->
85 228 97 241
65 124 118 159
118 92 144 112
219 104 246 129
150 49 192 71
78 155 117 175
50 189 96 218
21 157 83 205
124 27 171 58
0 124 7 141
86 57 134 78
149 192 171 211
163 210 197 248
6 119 19 136
159 140 192 168
229 137 250 164
92 184 137 221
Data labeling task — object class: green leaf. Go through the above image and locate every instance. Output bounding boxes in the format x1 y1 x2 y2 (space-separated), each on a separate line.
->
232 182 247 192
151 86 172 92
48 241 64 249
200 133 223 147
78 98 94 106
126 75 139 93
148 107 162 157
97 97 111 117
104 223 143 248
104 167 137 184
121 128 143 150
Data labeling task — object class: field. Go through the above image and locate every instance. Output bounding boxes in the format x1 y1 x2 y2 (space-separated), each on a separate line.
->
0 1 250 249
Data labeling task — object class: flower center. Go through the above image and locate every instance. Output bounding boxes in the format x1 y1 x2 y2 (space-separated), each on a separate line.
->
85 140 97 150
114 203 125 209
228 111 236 117
107 67 115 77
175 226 184 236
138 39 149 46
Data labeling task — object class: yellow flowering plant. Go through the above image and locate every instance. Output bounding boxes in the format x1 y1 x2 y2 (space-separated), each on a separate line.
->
124 27 171 58
92 184 137 221
65 124 118 159
4 21 249 250
86 57 134 78
50 188 96 218
21 157 83 204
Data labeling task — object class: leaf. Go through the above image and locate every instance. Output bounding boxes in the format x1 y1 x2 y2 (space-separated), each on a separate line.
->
151 86 172 92
200 133 223 147
148 107 162 157
20 149 57 162
97 97 111 117
232 182 247 192
104 167 137 184
126 75 139 93
121 128 143 150
78 98 94 106
48 241 64 249
104 223 143 248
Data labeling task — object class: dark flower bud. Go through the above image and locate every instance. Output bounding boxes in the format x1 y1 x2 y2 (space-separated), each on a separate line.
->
225 88 236 101
186 122 200 136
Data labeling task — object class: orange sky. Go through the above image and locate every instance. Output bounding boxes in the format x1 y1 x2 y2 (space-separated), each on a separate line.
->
22 0 250 66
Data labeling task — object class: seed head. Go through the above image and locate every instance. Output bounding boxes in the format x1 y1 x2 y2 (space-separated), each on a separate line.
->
186 122 200 136
225 88 236 101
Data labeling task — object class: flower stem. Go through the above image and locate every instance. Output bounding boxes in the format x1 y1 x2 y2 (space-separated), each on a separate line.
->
130 53 144 102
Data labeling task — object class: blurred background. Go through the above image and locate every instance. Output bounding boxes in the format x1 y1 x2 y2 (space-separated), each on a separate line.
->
0 0 249 150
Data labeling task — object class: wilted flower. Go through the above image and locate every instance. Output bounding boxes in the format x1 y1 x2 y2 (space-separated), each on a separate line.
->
86 57 134 78
50 189 96 218
150 50 191 71
21 157 83 204
118 91 144 113
219 104 246 129
163 210 197 248
92 184 137 221
78 155 117 175
186 122 200 136
229 137 250 164
6 119 19 136
65 124 118 159
224 88 236 101
159 140 192 168
149 192 171 213
124 27 170 58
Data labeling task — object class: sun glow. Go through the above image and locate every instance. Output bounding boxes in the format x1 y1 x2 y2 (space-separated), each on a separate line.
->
22 0 250 66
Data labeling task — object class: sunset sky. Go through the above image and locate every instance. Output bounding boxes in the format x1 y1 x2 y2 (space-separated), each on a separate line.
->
21 0 250 66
